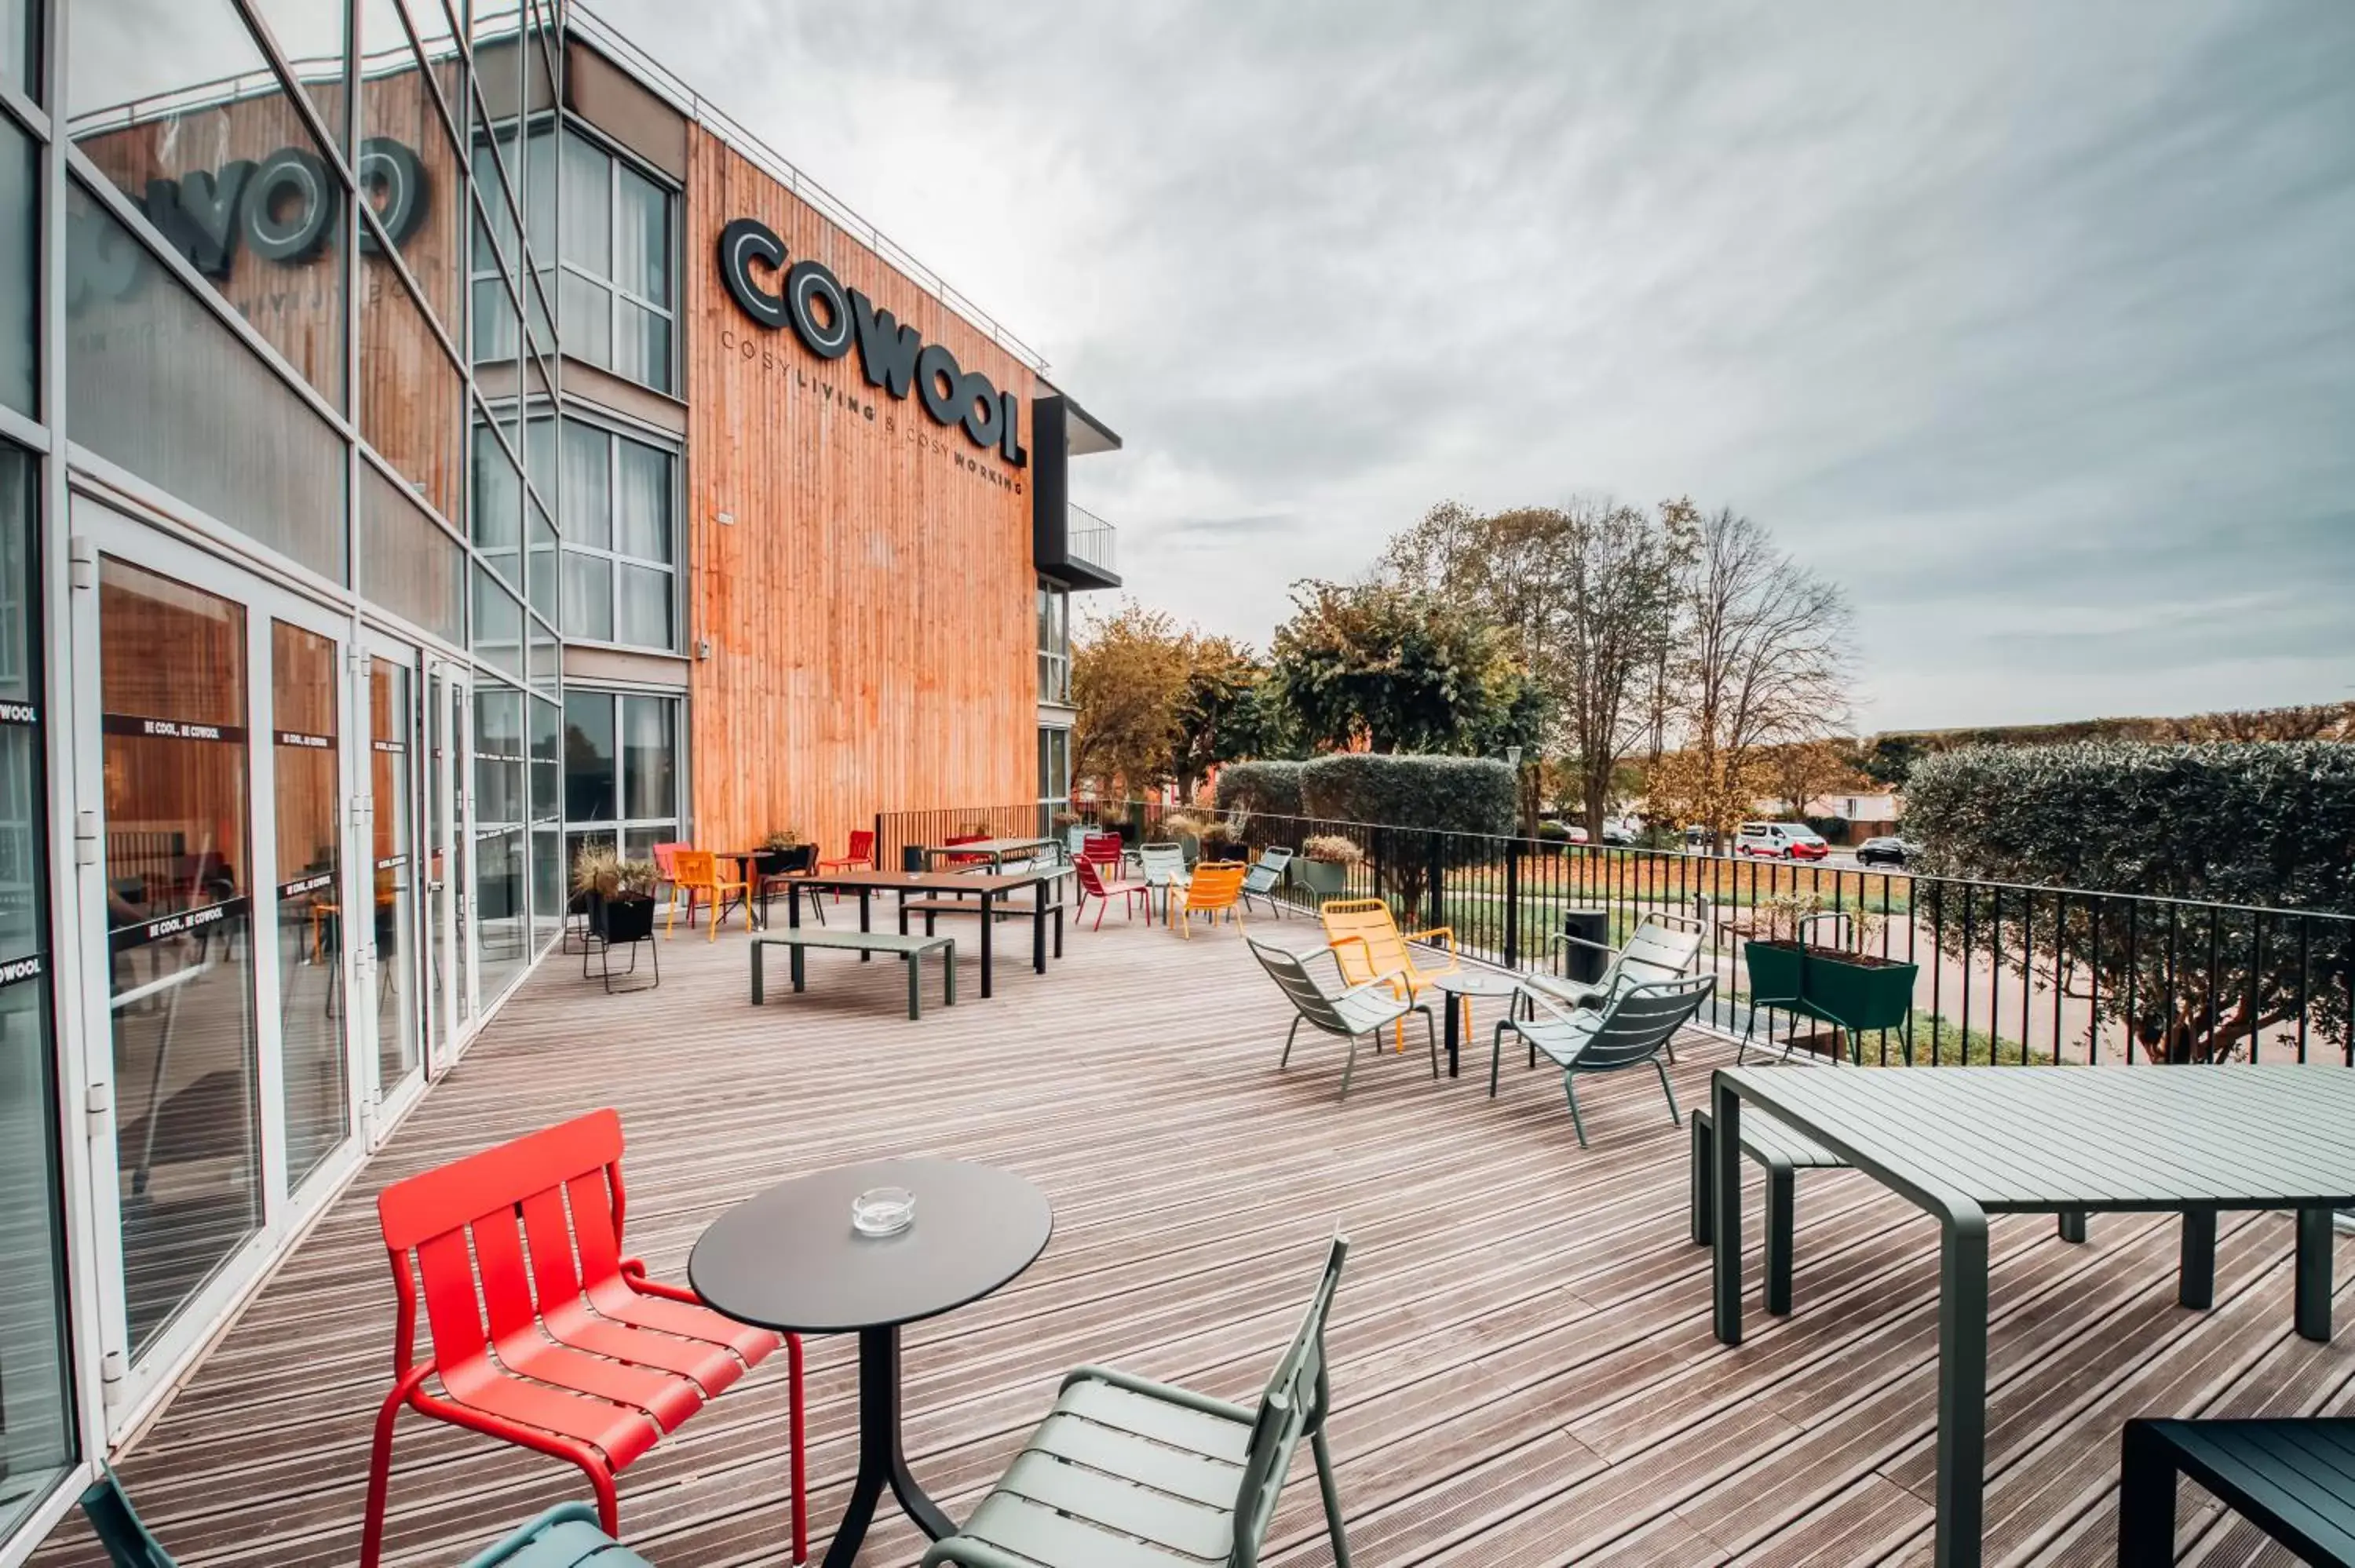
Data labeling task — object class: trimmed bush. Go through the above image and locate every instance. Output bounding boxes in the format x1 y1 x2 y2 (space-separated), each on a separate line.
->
1215 760 1305 819
1298 753 1515 836
1906 741 2353 1059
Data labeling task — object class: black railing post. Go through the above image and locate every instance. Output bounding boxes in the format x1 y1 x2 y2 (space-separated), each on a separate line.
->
1504 841 1521 969
1426 836 1444 932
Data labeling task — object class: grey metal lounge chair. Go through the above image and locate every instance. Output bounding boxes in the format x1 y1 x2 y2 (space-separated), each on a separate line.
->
1137 841 1188 917
1240 847 1294 917
1491 972 1715 1146
1525 911 1704 1063
922 1235 1355 1568
1250 937 1436 1100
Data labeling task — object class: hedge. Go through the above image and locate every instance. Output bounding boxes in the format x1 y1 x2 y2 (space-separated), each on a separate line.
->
1298 753 1516 837
1214 760 1305 819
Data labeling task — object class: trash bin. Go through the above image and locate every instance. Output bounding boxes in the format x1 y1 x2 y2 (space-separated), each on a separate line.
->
1560 910 1611 984
901 844 926 873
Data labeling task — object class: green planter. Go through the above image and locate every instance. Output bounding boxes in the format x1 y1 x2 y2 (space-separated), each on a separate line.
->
1744 940 1919 1034
1295 858 1349 901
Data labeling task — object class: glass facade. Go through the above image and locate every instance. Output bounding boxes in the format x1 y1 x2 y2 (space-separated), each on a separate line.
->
557 128 675 392
557 418 676 650
0 111 31 417
563 691 681 865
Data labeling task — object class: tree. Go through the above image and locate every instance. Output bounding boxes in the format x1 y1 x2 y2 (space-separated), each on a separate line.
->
1070 601 1192 797
1762 737 1863 820
1671 508 1853 840
1169 636 1266 801
1268 578 1527 755
1906 742 2353 1062
1386 497 1685 837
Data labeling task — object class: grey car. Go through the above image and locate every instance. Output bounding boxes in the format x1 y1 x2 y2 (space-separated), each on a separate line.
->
1857 836 1919 868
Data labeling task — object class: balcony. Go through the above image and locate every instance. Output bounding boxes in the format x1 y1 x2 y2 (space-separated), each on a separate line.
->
25 873 2350 1568
1066 502 1118 581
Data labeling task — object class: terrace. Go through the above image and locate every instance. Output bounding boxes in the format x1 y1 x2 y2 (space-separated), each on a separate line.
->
27 898 2355 1568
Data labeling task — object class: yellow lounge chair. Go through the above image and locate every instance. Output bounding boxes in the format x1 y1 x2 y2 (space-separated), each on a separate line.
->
1320 896 1462 1047
1168 862 1247 939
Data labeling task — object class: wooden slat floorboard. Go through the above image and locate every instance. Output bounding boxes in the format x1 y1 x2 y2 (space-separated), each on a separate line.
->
25 915 2355 1566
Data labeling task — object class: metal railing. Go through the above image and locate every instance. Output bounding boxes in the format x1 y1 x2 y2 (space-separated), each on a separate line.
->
1066 505 1118 577
882 800 2354 1067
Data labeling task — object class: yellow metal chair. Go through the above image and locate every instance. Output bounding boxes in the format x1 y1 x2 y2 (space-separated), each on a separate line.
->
1167 862 1247 939
1320 896 1462 1047
665 848 749 941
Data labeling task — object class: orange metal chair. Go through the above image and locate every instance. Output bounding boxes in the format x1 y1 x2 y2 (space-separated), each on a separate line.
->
664 848 747 940
1168 862 1247 939
1320 896 1462 1046
362 1110 805 1568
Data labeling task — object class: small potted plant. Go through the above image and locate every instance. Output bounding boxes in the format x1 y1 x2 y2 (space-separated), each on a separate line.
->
1199 819 1244 863
1160 810 1207 866
1295 834 1363 901
757 826 812 878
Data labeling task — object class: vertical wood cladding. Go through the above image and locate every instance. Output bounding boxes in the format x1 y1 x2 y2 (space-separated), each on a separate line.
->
685 129 1036 855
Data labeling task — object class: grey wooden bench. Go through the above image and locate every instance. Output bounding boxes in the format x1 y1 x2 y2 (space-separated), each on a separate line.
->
1689 1103 1850 1315
751 930 954 1019
2119 1417 2355 1566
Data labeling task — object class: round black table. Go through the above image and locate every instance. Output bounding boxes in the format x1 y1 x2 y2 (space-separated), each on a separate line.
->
689 1158 1053 1568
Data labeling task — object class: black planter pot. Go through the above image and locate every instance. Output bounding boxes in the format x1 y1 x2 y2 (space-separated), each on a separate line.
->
593 894 658 944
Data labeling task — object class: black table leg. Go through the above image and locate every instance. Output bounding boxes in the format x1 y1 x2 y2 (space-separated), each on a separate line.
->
1032 879 1047 973
788 884 803 930
1443 994 1460 1078
820 1325 955 1568
859 888 872 960
980 892 995 997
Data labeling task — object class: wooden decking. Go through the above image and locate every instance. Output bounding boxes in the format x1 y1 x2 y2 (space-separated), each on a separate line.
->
29 910 2355 1567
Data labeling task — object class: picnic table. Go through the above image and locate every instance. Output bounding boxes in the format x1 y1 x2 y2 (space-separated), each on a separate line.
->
781 866 1066 998
1707 1063 2355 1568
918 836 1058 870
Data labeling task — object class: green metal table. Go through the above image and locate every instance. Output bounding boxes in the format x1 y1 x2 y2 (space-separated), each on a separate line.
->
1708 1063 2355 1568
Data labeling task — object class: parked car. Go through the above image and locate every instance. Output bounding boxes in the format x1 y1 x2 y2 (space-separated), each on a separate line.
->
1683 825 1717 853
1857 835 1919 868
1600 821 1638 847
1735 821 1831 861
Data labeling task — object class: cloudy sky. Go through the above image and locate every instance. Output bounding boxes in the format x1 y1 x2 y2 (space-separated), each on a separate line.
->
596 0 2355 731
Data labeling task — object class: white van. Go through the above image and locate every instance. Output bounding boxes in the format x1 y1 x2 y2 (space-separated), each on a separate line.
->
1736 822 1830 861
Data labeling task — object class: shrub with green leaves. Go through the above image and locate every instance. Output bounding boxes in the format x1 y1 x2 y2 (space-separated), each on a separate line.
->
1906 741 2353 1060
1214 760 1305 819
1298 754 1514 916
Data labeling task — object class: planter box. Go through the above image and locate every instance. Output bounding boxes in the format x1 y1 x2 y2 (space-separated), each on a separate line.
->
1744 940 1917 1034
592 894 657 945
1295 858 1350 901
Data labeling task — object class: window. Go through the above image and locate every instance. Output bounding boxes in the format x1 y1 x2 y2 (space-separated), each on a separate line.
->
1038 725 1070 809
5 0 35 100
563 690 682 866
1 111 31 417
1037 579 1071 704
472 679 531 999
558 418 676 651
557 127 674 392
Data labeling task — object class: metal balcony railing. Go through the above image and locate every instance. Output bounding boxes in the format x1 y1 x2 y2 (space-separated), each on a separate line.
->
1067 505 1118 578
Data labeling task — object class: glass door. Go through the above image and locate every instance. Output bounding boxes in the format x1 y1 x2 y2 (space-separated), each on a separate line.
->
361 633 422 1128
71 501 365 1419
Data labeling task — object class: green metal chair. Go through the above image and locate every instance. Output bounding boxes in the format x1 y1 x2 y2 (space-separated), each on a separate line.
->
1137 841 1188 917
78 1468 651 1568
1239 847 1294 917
1249 937 1437 1099
922 1235 1354 1568
1525 912 1705 1063
1490 972 1715 1146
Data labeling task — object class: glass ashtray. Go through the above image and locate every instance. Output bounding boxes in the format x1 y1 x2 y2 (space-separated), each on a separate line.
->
852 1186 915 1237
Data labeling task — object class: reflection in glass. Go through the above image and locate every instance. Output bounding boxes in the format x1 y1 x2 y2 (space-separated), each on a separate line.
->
272 621 346 1189
616 563 670 649
360 2 465 335
0 450 73 1540
359 461 462 644
471 417 522 560
564 551 611 643
3 0 34 100
370 658 418 1094
615 437 671 562
527 499 558 625
0 115 31 418
99 556 260 1356
67 184 348 583
471 681 527 1001
622 696 675 822
361 262 464 523
68 0 349 407
243 0 349 144
560 420 610 548
563 691 615 822
471 564 522 677
529 695 559 952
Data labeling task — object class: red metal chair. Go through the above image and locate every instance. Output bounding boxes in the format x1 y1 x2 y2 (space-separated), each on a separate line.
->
362 1110 805 1568
1074 855 1151 929
1082 833 1123 865
819 829 876 876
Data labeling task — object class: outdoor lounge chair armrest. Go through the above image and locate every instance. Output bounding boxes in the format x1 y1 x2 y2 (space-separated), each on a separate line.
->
1056 1364 1257 1425
1549 930 1615 956
1404 925 1457 954
920 1536 1048 1568
1513 986 1597 1030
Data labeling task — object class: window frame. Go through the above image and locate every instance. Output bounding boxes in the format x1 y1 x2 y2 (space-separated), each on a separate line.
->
561 687 687 856
553 119 677 395
1036 578 1071 705
553 411 679 655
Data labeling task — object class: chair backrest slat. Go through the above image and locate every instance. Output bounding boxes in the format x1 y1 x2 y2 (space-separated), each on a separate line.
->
1230 1235 1349 1567
672 848 715 886
1137 843 1185 884
1185 863 1247 910
847 829 874 859
1247 939 1384 1037
1320 899 1409 986
650 842 684 879
1575 975 1714 1068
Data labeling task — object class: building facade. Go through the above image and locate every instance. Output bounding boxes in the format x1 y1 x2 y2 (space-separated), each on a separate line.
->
0 3 1117 1559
